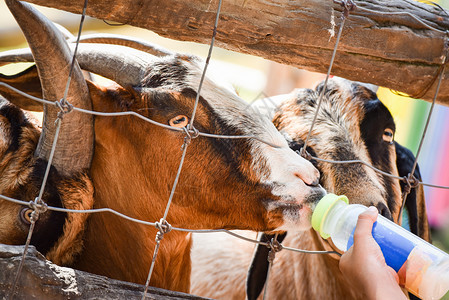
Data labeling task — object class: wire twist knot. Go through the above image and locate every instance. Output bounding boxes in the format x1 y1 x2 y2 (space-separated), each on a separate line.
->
55 98 74 120
334 0 357 16
298 148 312 161
181 124 200 149
400 173 420 204
154 219 172 243
28 197 48 223
266 237 283 264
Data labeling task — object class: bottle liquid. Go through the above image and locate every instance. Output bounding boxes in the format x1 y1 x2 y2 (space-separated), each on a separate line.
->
311 193 449 300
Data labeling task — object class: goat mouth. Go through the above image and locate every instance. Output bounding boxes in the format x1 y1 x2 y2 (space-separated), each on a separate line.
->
305 185 326 203
264 185 326 230
265 185 326 211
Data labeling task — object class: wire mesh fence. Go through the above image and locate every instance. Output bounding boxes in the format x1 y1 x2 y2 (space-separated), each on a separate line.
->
0 0 449 299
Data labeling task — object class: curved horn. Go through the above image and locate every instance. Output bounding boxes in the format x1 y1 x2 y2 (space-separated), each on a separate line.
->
0 44 156 87
53 23 76 41
6 0 93 176
72 33 173 57
0 47 34 67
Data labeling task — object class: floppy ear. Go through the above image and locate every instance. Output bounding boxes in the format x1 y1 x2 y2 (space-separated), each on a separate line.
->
395 141 431 242
0 65 44 111
246 233 287 300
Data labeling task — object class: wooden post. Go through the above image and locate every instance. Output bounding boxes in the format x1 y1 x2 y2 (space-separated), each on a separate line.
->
18 0 449 105
0 244 208 299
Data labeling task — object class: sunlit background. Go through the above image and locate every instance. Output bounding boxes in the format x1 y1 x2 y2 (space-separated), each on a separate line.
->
1 0 449 289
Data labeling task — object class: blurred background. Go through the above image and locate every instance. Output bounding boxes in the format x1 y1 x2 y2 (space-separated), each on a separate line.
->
1 0 449 260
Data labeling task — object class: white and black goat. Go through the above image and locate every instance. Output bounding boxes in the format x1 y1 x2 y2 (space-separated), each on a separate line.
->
190 78 430 300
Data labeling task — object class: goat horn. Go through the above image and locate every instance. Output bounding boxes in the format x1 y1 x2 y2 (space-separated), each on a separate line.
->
0 48 34 67
71 33 173 57
6 0 94 176
0 44 156 87
53 23 76 41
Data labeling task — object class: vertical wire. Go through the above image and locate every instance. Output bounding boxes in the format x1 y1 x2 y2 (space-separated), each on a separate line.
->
142 236 163 299
189 0 223 126
7 1 89 296
61 0 89 103
142 0 223 297
36 119 62 202
301 8 348 154
8 101 62 300
8 216 38 300
262 233 279 300
162 144 189 221
398 43 448 223
262 262 273 300
141 144 189 299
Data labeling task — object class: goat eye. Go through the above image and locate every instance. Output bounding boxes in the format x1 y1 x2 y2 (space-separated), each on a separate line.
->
169 115 189 128
383 128 394 144
20 208 33 225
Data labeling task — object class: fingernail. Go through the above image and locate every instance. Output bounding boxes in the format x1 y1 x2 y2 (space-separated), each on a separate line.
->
367 206 378 213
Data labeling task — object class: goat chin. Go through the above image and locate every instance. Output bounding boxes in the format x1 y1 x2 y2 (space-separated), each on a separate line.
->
265 185 326 232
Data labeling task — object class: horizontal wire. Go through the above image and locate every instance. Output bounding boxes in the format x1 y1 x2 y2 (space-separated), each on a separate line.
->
313 156 449 189
312 156 404 180
0 82 281 148
0 194 157 227
0 193 338 255
420 182 449 189
282 246 341 256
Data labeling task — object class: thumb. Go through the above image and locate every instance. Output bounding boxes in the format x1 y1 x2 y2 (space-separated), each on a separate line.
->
353 206 378 242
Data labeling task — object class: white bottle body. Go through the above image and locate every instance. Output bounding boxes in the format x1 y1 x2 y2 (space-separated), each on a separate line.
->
321 200 449 300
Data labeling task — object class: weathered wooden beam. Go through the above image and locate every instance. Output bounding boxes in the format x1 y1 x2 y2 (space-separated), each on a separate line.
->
0 244 209 299
20 0 449 105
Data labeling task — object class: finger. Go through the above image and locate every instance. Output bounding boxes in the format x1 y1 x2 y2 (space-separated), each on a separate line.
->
353 206 378 242
387 266 400 284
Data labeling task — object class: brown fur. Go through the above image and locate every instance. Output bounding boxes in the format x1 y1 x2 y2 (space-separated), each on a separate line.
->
74 81 293 292
0 100 94 266
46 173 94 266
273 84 403 215
0 120 38 192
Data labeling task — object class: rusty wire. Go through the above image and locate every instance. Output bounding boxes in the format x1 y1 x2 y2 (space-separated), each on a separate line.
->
1 0 449 298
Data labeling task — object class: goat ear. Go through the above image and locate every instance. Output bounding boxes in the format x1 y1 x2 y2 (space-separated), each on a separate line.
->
395 141 431 242
0 65 44 111
86 80 137 111
349 82 378 102
246 232 287 300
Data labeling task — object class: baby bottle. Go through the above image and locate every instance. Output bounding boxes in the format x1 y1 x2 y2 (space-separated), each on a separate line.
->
311 193 449 300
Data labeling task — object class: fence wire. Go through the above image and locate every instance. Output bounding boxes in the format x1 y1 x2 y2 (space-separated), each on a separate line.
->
0 0 449 299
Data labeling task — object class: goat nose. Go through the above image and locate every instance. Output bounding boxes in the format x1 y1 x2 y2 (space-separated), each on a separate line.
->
375 202 393 221
294 169 320 187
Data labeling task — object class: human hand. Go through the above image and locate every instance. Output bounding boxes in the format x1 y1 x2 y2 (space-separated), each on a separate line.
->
339 206 406 300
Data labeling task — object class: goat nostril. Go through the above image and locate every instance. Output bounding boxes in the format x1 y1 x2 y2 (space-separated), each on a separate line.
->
375 203 393 221
306 178 320 187
294 172 319 187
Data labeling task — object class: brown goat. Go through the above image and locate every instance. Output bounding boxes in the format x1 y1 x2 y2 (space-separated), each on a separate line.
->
0 97 93 266
190 78 430 299
0 0 326 293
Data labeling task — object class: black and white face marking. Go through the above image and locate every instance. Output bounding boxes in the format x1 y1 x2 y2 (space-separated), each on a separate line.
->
270 78 400 220
141 56 325 230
